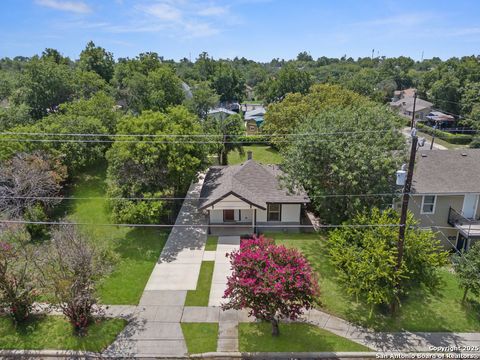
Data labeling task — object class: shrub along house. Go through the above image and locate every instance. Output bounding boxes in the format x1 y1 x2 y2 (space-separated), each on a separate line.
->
407 149 480 251
198 154 310 235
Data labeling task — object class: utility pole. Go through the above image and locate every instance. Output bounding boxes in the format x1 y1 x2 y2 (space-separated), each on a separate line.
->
396 129 418 271
430 121 438 150
410 91 417 129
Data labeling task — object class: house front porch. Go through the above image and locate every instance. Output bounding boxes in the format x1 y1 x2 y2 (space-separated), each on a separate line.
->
447 207 480 250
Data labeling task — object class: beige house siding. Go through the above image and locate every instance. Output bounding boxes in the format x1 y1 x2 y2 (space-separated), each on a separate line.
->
408 194 480 249
408 194 464 249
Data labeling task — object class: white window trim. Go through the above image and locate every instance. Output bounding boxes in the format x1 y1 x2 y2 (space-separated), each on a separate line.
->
420 195 437 215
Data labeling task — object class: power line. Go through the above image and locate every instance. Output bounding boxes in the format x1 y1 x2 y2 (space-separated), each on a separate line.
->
0 219 402 229
0 193 400 201
0 129 398 138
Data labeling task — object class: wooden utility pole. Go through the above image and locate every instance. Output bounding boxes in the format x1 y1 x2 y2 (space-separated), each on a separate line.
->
430 121 438 150
396 131 418 271
410 91 417 129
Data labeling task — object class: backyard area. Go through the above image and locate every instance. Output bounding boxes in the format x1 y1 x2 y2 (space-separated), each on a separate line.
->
228 145 282 165
64 163 169 305
266 232 480 332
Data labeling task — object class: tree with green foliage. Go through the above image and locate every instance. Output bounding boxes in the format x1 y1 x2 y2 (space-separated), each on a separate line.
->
429 73 461 114
453 241 480 304
264 84 378 149
212 62 245 102
328 208 448 315
113 60 184 113
106 107 208 223
297 51 314 62
11 58 74 119
258 63 312 103
281 104 405 223
0 103 32 130
78 41 115 82
41 48 70 65
146 66 185 111
0 224 39 324
185 81 219 119
205 113 244 165
72 69 110 100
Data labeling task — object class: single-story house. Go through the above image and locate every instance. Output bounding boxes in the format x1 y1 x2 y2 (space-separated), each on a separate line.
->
390 97 433 120
198 156 310 235
407 149 480 251
244 106 266 135
392 88 417 101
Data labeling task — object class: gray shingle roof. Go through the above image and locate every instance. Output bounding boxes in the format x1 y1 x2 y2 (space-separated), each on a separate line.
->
198 160 310 210
412 149 480 194
390 97 433 112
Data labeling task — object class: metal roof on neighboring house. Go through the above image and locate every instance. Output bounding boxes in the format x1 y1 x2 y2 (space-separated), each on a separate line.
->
208 107 236 115
198 160 310 210
425 111 455 122
244 107 266 120
412 149 480 194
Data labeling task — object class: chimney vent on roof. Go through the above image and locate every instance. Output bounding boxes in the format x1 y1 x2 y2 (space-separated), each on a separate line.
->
247 151 253 160
461 152 468 156
421 153 427 157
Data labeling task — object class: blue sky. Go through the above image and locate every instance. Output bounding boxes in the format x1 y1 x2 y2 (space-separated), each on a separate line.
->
1 0 480 61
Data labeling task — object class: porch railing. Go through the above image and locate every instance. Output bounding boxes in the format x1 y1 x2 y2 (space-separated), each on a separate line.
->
448 207 470 227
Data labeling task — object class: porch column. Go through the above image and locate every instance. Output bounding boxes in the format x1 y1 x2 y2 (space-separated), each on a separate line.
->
252 208 256 234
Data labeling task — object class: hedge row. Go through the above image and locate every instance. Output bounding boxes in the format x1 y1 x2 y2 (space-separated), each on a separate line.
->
416 123 474 145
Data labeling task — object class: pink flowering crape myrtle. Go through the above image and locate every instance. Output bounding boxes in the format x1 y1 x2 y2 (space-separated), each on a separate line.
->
222 235 319 336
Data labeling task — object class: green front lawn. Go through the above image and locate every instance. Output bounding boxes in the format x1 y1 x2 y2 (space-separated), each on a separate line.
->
185 261 215 306
205 236 218 251
67 163 168 305
229 145 282 165
239 322 370 352
181 323 218 354
0 316 126 352
267 232 480 332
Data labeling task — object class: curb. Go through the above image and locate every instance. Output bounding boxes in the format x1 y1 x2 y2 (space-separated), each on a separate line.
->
0 350 378 359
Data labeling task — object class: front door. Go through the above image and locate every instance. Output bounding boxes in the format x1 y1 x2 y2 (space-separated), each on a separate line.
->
223 209 235 222
462 194 479 219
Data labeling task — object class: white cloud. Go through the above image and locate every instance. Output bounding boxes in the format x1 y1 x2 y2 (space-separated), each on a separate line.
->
198 5 228 16
138 3 182 21
35 0 91 13
183 21 220 37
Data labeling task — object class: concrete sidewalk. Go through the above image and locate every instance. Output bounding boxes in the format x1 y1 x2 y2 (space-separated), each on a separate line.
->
107 177 208 358
208 236 241 307
144 176 207 291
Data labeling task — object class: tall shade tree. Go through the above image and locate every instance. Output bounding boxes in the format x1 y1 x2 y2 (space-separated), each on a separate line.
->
11 57 74 119
263 84 372 149
281 105 405 223
205 113 244 165
328 208 448 314
185 81 219 120
106 107 208 223
212 62 245 102
257 63 312 103
78 41 115 82
223 235 318 336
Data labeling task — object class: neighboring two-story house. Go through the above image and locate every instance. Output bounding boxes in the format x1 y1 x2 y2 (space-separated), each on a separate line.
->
408 149 480 251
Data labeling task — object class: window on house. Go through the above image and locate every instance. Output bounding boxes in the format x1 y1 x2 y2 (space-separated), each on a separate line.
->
267 203 281 221
421 195 436 214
